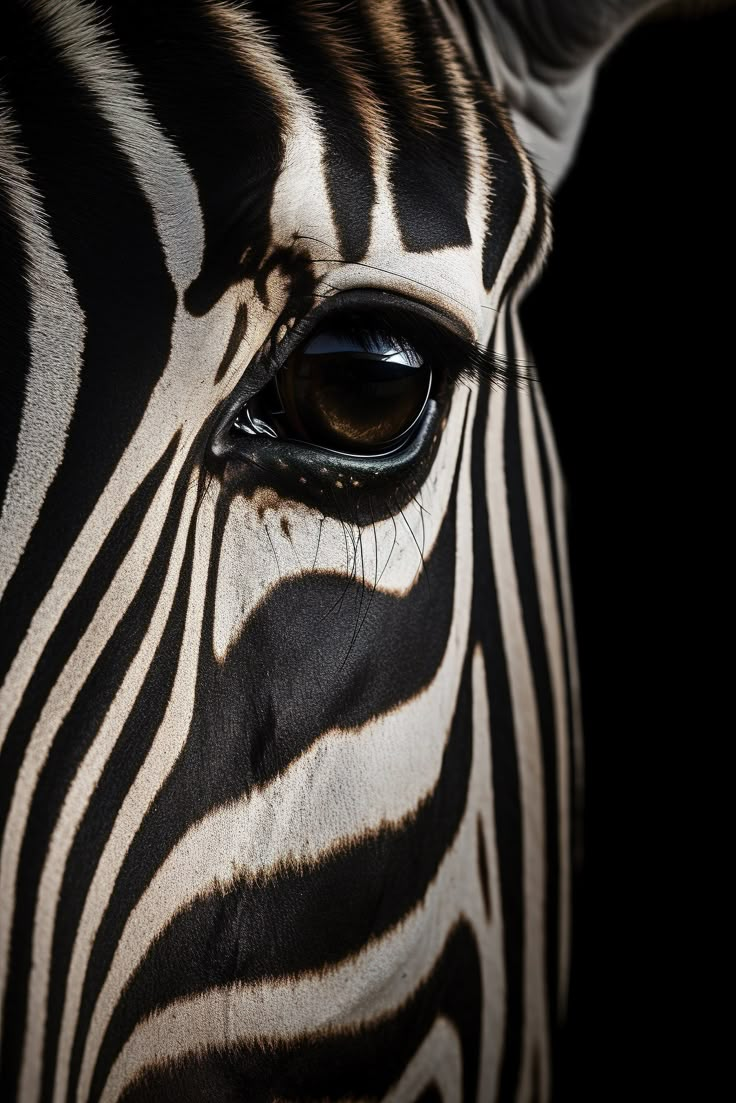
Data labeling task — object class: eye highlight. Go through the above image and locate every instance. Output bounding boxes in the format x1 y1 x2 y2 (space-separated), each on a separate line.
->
246 325 432 456
233 311 438 457
280 329 431 455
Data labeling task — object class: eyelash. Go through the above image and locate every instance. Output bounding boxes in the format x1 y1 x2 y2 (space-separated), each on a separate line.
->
210 292 529 522
261 301 523 401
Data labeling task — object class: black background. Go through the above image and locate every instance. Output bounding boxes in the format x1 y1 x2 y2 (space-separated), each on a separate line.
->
523 7 732 1099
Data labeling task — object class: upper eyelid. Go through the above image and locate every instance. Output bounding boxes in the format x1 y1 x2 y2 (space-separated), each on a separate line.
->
279 304 504 393
215 288 506 446
260 293 475 377
259 304 513 404
208 291 510 481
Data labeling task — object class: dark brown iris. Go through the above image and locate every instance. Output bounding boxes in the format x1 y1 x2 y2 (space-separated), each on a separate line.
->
276 336 431 455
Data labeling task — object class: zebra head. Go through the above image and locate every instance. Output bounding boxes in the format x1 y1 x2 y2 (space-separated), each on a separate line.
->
0 1 662 1101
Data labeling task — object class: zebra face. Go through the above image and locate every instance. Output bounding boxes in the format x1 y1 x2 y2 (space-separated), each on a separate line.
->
0 2 578 1101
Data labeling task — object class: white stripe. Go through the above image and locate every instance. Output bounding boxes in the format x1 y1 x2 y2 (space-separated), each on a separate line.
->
533 392 583 858
0 100 84 602
93 441 502 1103
77 386 477 1102
212 392 469 662
210 0 340 261
472 646 507 1103
52 502 215 1103
484 97 540 322
486 313 549 1102
33 0 202 288
514 323 571 1019
381 1017 463 1103
17 475 201 1103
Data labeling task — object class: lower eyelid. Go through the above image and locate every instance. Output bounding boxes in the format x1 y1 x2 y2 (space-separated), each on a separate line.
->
213 393 446 526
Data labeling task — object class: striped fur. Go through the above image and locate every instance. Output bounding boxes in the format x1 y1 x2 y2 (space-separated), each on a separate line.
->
0 1 583 1100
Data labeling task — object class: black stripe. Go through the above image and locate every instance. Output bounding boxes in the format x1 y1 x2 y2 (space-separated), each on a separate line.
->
35 450 205 1103
499 167 548 314
449 0 497 85
0 435 179 1097
470 379 524 1100
415 1086 443 1103
530 1045 542 1103
100 0 287 316
91 644 476 1099
117 921 481 1103
530 382 579 922
387 0 472 253
215 303 249 384
478 85 528 292
319 0 468 256
245 0 377 263
503 318 560 1066
0 5 177 689
69 411 469 1098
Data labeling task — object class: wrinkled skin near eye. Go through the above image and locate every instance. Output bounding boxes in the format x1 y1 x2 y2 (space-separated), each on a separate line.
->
233 314 432 458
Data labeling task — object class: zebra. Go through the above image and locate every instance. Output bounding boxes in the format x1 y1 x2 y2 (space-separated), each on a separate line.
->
0 1 675 1100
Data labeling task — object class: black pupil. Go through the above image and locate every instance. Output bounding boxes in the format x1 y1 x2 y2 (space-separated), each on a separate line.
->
277 328 430 454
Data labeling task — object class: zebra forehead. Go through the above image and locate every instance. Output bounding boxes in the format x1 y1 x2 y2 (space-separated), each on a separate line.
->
175 0 534 332
1 0 536 342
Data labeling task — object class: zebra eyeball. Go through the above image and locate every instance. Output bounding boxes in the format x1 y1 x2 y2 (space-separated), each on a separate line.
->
275 329 432 456
233 319 434 458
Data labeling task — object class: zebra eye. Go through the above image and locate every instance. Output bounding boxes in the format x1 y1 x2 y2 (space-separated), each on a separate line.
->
235 323 433 457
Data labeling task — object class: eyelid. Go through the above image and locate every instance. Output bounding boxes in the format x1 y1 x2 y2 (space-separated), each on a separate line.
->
212 288 518 462
273 288 473 365
279 300 512 395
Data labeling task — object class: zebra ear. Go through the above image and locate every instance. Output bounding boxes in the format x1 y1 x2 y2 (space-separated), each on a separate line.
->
490 0 666 75
475 0 670 189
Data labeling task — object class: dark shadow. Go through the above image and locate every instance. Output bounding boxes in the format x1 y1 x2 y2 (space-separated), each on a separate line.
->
523 9 734 1099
